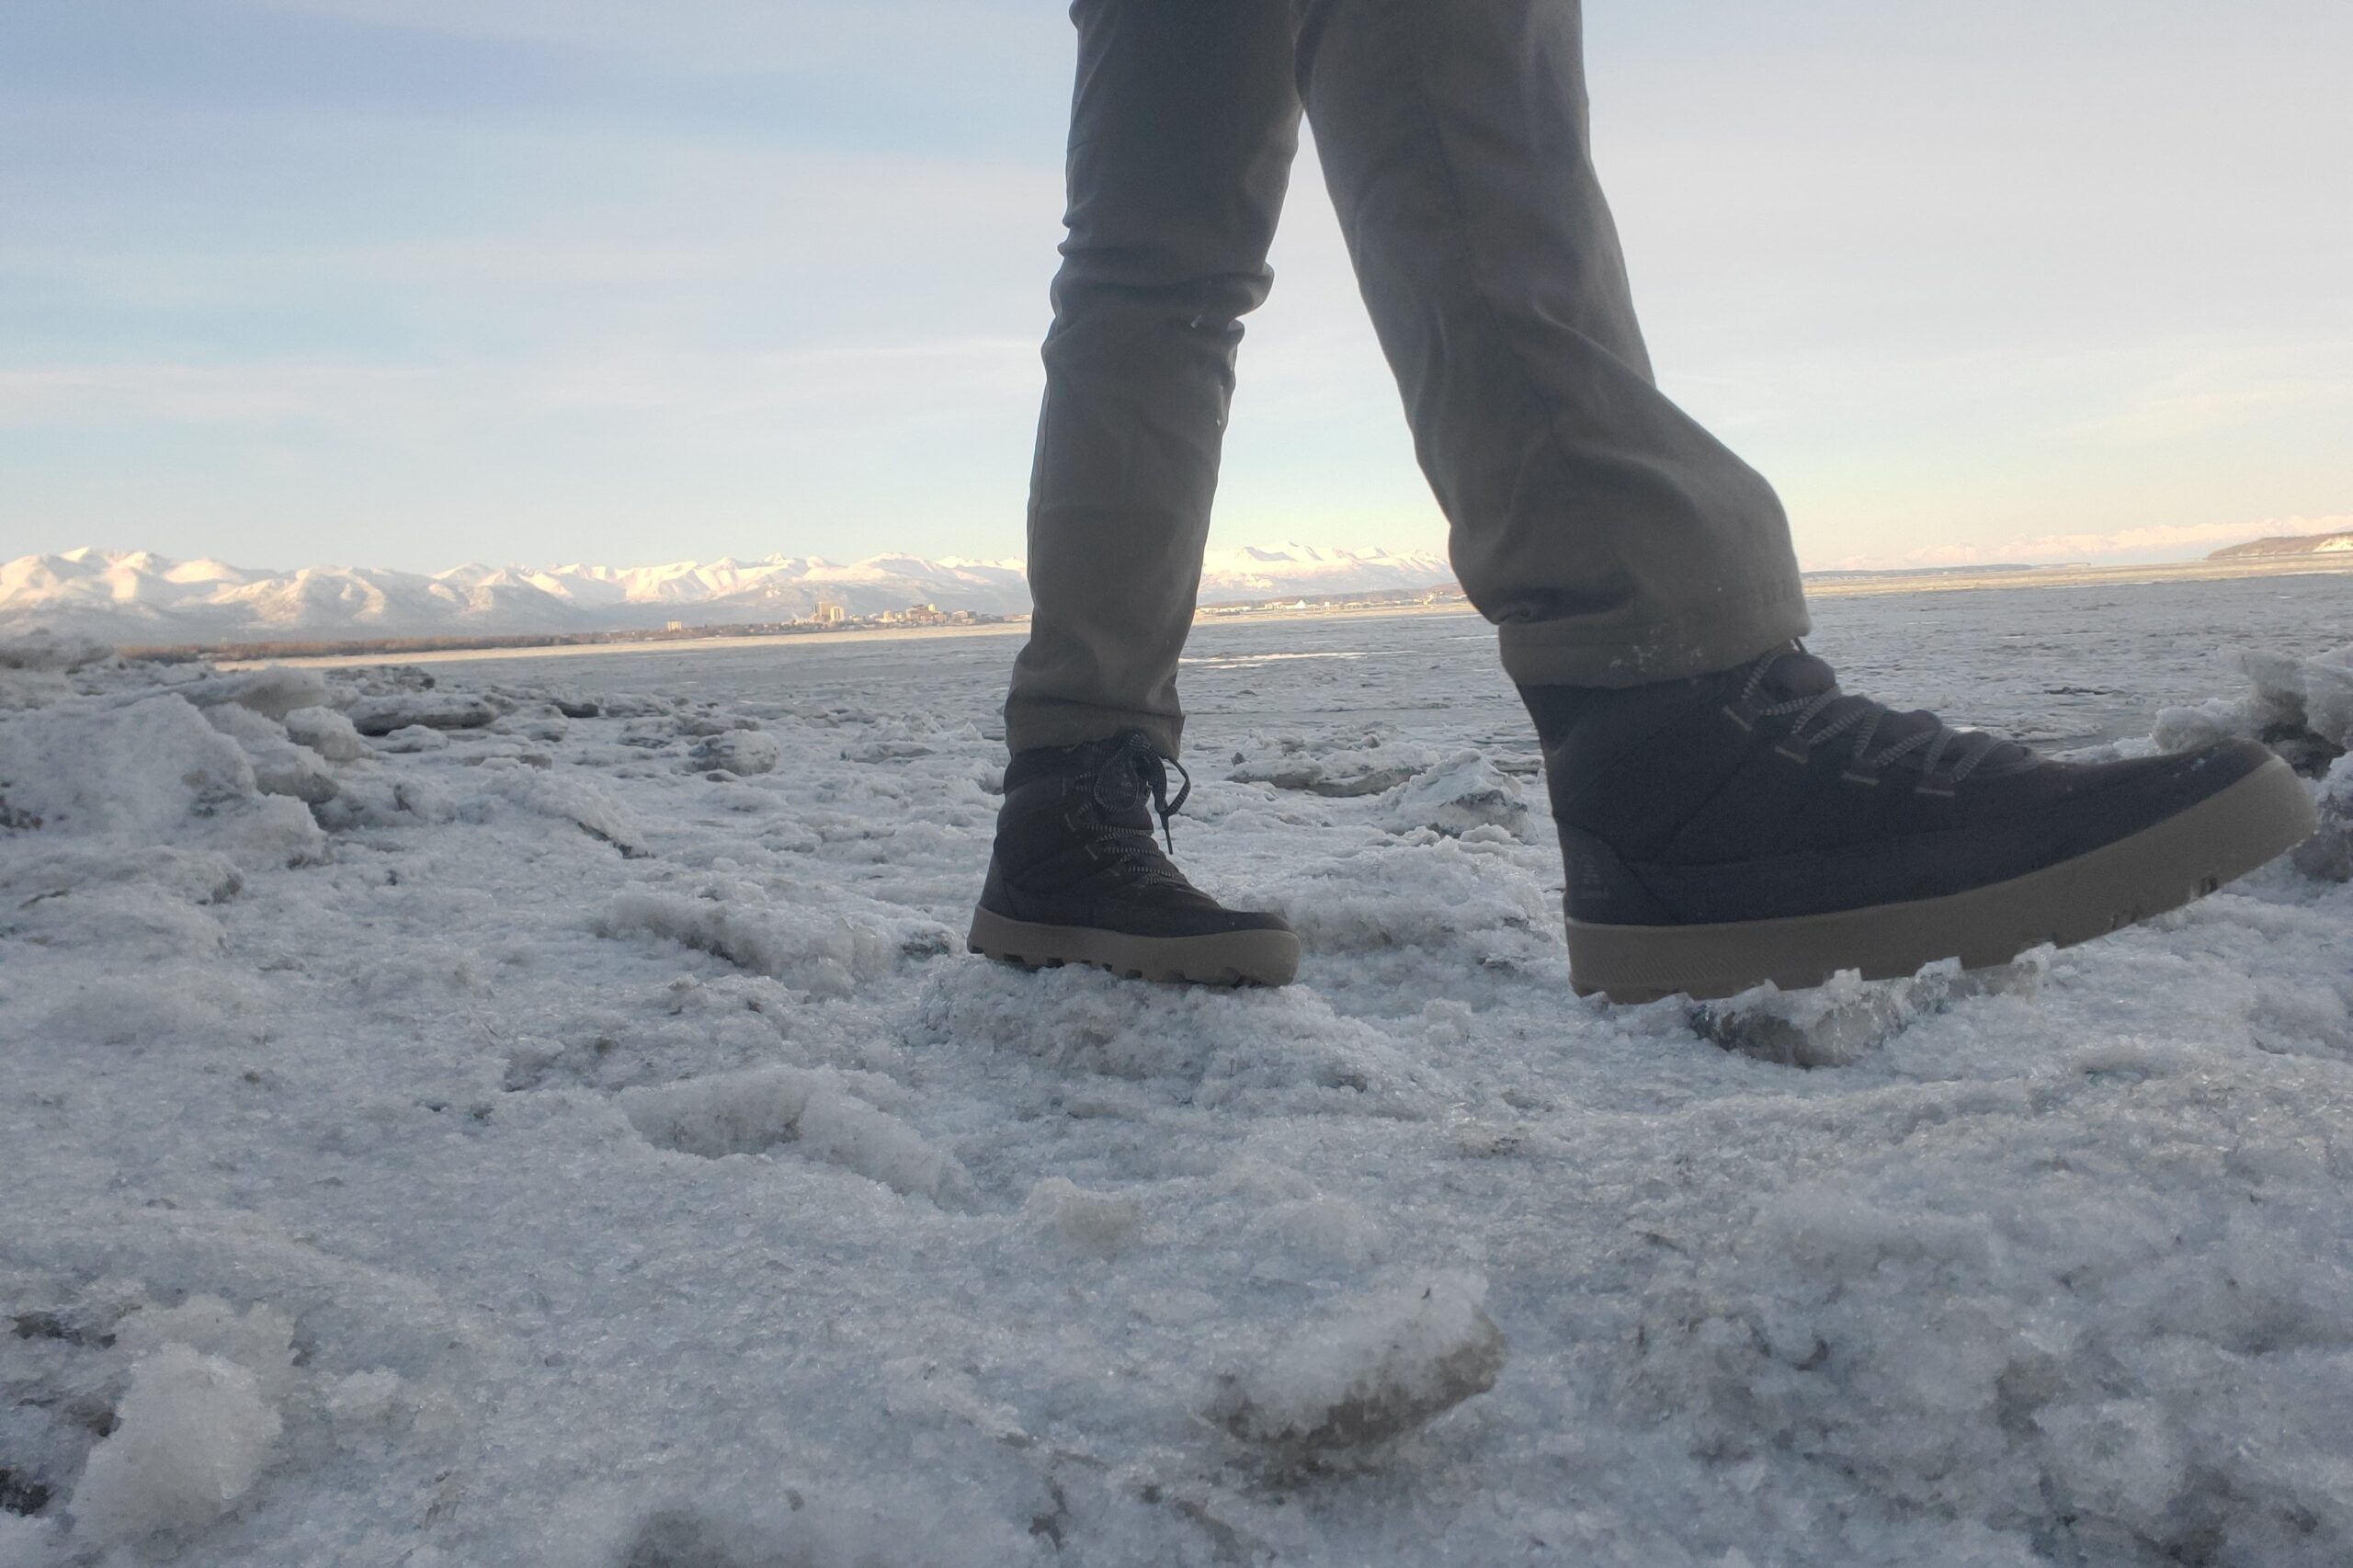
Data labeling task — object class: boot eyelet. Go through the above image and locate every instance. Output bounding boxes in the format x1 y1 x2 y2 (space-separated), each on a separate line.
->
1773 740 1812 765
1721 704 1756 733
1840 768 1880 786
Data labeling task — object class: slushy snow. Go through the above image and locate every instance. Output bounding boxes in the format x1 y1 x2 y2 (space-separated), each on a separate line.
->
3 580 2351 1566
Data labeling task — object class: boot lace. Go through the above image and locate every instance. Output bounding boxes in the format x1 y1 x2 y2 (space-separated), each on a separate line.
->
1734 644 2014 786
1078 733 1194 884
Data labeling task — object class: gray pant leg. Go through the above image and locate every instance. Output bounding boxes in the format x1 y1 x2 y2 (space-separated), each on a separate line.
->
1002 0 1303 758
1300 0 1809 687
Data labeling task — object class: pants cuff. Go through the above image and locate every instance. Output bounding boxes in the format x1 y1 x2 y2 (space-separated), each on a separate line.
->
1496 587 1813 689
1003 699 1183 760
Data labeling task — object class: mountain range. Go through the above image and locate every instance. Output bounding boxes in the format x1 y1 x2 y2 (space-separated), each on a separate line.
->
0 543 1458 646
2209 531 2353 559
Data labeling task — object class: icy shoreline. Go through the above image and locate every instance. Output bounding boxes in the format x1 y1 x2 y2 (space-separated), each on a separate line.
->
4 615 2351 1568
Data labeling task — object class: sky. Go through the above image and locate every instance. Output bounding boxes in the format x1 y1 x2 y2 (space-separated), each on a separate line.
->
3 0 2347 574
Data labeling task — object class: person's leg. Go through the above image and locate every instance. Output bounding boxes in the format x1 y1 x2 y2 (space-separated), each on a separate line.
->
1294 0 2313 1000
1298 0 1809 686
1002 0 1304 758
974 0 1305 988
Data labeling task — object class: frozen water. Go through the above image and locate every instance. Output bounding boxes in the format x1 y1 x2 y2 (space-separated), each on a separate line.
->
0 631 111 675
69 1346 281 1546
2 573 2350 1565
687 730 781 777
2295 754 2353 881
173 667 331 723
342 691 498 737
1211 1273 1508 1460
2154 643 2353 777
281 704 368 763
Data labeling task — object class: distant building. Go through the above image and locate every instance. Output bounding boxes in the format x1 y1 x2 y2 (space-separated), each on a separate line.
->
812 600 847 624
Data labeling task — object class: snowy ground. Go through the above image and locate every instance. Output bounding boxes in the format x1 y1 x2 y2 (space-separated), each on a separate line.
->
4 576 2352 1568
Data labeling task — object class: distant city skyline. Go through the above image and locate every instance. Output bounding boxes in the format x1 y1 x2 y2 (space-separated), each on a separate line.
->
5 0 2347 575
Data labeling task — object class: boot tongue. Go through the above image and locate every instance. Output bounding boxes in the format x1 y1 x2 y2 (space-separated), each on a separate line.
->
1756 647 1840 700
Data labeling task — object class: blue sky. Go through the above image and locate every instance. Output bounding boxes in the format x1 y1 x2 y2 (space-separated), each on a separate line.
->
4 0 2347 573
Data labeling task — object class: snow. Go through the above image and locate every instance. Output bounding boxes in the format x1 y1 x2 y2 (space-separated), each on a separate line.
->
0 691 327 869
1025 1177 1146 1258
173 666 331 722
687 728 780 777
1211 1274 1508 1460
281 704 369 763
2295 754 2353 881
70 1346 281 1546
3 574 2351 1566
0 631 112 676
615 1064 964 1203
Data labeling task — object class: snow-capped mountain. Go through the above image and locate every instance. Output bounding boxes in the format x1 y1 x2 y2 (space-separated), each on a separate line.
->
2211 530 2353 559
0 543 1456 644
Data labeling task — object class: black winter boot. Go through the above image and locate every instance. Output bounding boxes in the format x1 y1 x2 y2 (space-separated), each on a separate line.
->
1524 643 2315 1002
970 732 1301 986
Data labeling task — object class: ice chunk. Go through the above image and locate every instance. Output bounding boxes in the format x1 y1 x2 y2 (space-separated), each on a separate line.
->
593 890 897 996
794 1090 964 1202
71 1345 281 1546
2 695 252 839
1690 973 1918 1067
619 1066 965 1201
371 723 450 754
342 692 497 736
314 773 458 829
282 705 368 762
510 714 573 744
674 711 759 738
1211 1273 1506 1457
2292 753 2353 881
1690 954 2050 1067
1025 1176 1144 1256
0 842 242 960
11 883 228 960
206 794 331 869
688 730 781 777
0 843 243 908
174 666 329 722
0 631 112 672
322 1369 405 1434
197 699 279 744
1228 732 1441 797
0 693 325 868
1374 751 1529 837
484 769 652 858
2154 643 2353 777
203 707 338 804
619 1065 821 1159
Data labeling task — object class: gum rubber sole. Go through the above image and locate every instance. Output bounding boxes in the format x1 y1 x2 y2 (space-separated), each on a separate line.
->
1569 757 2319 1005
968 907 1302 988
